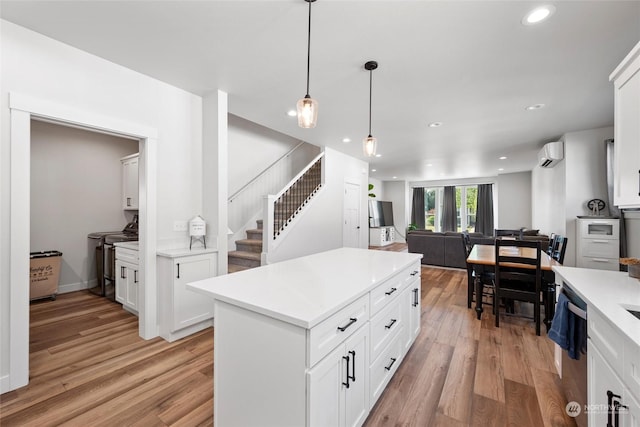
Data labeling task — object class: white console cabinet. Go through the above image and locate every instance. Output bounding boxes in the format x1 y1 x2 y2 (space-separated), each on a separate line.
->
369 226 394 247
157 248 217 342
576 218 620 271
187 248 422 427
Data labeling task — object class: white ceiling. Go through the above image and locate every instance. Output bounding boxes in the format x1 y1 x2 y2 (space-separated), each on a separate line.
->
2 0 639 182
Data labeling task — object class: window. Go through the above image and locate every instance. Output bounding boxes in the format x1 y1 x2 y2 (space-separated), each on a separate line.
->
423 185 477 232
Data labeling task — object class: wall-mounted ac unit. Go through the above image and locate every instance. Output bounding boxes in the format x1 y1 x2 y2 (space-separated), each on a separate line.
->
538 141 564 168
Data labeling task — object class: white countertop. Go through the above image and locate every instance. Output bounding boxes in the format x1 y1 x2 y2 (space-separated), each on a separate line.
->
157 247 218 258
114 241 138 250
553 266 640 347
187 247 422 329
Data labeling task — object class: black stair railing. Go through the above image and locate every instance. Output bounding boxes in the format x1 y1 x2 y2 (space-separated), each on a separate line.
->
273 157 322 239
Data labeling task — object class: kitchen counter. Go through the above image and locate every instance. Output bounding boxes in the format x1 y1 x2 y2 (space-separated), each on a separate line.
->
156 247 217 258
114 241 138 251
187 247 422 328
553 266 640 346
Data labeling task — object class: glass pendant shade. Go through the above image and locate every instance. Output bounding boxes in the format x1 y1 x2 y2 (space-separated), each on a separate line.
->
297 96 318 128
363 135 377 157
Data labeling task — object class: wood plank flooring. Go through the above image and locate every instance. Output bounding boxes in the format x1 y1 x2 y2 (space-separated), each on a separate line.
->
1 251 576 426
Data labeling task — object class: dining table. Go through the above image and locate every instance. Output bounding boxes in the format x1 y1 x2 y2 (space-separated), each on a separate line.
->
466 243 562 330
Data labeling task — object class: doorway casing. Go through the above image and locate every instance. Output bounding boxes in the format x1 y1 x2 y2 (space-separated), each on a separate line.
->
7 92 158 392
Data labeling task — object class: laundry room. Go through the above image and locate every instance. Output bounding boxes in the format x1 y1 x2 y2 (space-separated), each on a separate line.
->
29 119 139 302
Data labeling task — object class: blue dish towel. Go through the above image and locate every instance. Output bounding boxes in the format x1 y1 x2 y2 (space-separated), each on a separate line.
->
548 292 586 360
549 292 570 350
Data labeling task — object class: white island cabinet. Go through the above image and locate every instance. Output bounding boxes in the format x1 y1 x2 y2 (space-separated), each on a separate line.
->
187 247 422 427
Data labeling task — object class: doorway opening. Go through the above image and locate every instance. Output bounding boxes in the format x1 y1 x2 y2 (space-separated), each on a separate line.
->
7 93 158 392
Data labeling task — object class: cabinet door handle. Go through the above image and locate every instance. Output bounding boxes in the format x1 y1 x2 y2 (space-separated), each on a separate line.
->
592 240 609 244
342 355 350 389
337 317 357 332
607 390 621 427
127 197 131 206
385 287 397 296
177 263 180 279
348 350 356 382
413 288 419 307
385 318 397 329
384 357 397 371
121 266 126 279
410 270 419 276
592 258 610 263
134 270 138 284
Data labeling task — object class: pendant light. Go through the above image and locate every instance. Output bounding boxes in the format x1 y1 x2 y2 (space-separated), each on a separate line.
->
363 60 378 157
297 0 318 128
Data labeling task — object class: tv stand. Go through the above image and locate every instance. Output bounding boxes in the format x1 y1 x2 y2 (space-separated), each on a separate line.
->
370 226 395 246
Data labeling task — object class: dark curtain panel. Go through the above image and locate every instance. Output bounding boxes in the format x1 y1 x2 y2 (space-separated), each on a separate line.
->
476 184 494 236
606 139 627 258
410 187 425 229
442 186 457 232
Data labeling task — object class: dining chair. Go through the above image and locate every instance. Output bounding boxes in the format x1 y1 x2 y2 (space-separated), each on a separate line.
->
494 239 543 336
552 236 568 264
462 232 494 310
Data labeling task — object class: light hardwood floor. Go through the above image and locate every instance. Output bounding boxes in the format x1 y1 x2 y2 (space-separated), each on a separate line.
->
1 254 576 426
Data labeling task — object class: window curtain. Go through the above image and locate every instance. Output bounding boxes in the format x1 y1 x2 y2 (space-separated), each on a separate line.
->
475 184 494 236
606 139 627 258
410 187 425 229
442 186 457 232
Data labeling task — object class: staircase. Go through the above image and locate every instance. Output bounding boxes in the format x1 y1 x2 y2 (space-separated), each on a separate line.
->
228 219 263 273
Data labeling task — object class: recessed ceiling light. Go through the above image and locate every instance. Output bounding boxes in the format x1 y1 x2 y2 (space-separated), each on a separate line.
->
428 122 443 128
375 154 382 158
371 169 376 172
522 5 555 25
499 156 507 160
525 103 545 111
342 138 351 143
392 176 397 179
498 168 505 171
287 110 297 117
427 163 433 167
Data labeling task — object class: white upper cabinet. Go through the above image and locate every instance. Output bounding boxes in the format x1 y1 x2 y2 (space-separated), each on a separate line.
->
610 41 640 209
121 153 139 210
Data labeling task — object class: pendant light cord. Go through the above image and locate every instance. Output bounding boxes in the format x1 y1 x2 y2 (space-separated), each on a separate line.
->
305 0 312 97
368 69 373 136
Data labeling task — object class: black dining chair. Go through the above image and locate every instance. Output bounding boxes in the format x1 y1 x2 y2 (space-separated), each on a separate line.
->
494 239 543 336
552 236 568 264
462 231 494 310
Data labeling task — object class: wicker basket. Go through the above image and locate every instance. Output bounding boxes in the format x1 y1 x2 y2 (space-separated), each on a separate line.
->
629 264 640 279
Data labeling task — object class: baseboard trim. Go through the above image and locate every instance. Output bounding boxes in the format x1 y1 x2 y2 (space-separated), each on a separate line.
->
59 279 95 294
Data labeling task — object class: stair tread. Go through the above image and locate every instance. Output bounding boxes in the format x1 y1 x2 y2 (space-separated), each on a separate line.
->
236 239 262 246
228 251 261 261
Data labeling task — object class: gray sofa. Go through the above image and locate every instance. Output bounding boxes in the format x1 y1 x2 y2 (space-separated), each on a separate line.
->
407 229 550 269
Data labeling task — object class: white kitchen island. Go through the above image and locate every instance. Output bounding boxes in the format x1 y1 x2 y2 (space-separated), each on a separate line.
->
187 247 422 427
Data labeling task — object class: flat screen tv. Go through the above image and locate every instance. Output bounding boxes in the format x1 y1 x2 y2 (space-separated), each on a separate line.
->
369 200 394 227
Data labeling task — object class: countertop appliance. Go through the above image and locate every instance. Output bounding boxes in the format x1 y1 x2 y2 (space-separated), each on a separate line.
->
560 283 588 427
88 215 138 301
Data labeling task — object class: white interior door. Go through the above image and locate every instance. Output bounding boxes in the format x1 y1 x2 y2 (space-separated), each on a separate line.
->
343 182 361 248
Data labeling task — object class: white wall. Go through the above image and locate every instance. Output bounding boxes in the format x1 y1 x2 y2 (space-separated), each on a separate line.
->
496 172 532 230
30 121 138 291
382 181 410 243
1 21 204 390
531 126 613 266
267 148 369 263
228 114 319 195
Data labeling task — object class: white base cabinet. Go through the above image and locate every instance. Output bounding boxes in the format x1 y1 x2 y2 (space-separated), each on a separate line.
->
115 245 139 315
576 218 620 271
158 250 217 342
